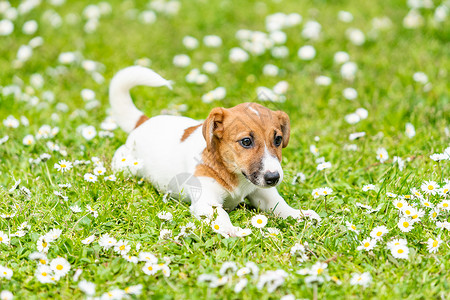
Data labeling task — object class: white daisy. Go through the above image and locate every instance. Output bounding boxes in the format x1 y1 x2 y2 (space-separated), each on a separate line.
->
387 238 407 250
356 238 377 251
391 244 409 259
350 272 371 287
398 218 414 232
346 221 359 234
376 148 389 163
421 180 439 195
81 235 96 245
93 166 106 176
251 214 268 228
54 160 73 173
50 257 71 277
83 173 97 182
426 237 442 253
369 226 388 240
114 240 131 255
142 262 159 275
0 231 10 245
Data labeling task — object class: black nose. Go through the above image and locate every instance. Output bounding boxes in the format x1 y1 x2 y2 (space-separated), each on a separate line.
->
264 172 280 186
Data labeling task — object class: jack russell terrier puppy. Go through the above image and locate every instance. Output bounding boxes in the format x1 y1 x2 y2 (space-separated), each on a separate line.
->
110 66 320 237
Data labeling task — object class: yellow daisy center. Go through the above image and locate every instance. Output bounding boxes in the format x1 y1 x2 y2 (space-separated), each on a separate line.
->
364 242 370 247
424 202 429 206
323 191 327 195
148 266 153 271
42 272 47 276
403 222 409 228
0 237 2 242
432 240 438 247
351 225 356 230
405 210 411 215
121 158 126 162
432 212 437 218
39 259 46 264
443 203 448 208
428 185 434 190
317 268 323 274
56 264 63 271
397 203 403 208
214 224 219 230
61 164 66 168
376 232 382 236
398 249 404 254
42 241 48 248
257 219 263 224
119 245 125 250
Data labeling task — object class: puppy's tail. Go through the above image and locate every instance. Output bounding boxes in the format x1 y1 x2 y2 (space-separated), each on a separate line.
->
109 66 172 133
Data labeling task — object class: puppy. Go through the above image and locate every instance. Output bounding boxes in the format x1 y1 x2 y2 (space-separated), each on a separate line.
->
110 66 320 237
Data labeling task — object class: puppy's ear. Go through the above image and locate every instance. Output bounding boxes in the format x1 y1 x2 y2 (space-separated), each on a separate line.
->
275 111 290 148
202 107 226 149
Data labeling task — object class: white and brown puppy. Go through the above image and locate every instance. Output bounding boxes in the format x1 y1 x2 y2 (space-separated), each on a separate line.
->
110 66 320 237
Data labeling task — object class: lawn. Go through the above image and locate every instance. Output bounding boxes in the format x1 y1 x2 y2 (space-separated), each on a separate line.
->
0 0 449 299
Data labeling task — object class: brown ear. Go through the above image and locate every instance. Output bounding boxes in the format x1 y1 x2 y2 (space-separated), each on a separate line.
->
276 111 290 148
202 107 226 149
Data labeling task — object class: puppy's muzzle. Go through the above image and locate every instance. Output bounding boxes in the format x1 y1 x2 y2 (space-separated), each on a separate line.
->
264 171 280 186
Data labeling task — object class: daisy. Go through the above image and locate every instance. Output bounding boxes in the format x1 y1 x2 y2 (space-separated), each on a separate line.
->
356 238 377 251
98 234 117 249
37 236 50 253
44 229 61 242
421 180 439 195
376 148 389 163
81 235 96 245
129 158 143 170
81 125 96 140
411 188 423 199
362 184 376 191
398 218 414 232
316 162 331 171
386 192 397 198
0 266 13 280
266 227 281 237
420 199 434 209
35 265 53 283
54 160 73 173
124 284 143 295
440 184 450 196
86 205 98 218
114 240 131 255
401 205 415 218
234 278 248 293
0 231 10 245
438 200 450 210
346 221 359 234
310 262 328 276
139 252 158 263
0 290 13 300
83 173 97 182
309 145 319 156
387 238 407 250
78 280 96 296
142 262 159 275
29 252 48 265
350 272 371 287
411 209 425 222
321 187 333 196
101 290 126 299
22 134 35 145
160 264 171 277
105 174 117 181
235 228 252 237
251 214 268 228
429 208 440 220
50 257 71 277
370 226 389 239
393 199 407 210
426 237 442 253
93 166 106 176
123 255 139 264
391 244 409 259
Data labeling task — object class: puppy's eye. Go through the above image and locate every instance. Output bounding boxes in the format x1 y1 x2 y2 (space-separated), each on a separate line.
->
239 138 253 148
274 136 283 147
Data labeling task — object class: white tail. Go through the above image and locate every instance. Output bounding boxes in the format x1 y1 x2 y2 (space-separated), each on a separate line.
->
109 66 172 133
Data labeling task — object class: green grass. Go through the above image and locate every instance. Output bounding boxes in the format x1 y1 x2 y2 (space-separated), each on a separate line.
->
0 0 449 299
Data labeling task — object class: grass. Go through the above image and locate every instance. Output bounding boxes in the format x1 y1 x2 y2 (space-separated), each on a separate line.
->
0 0 449 298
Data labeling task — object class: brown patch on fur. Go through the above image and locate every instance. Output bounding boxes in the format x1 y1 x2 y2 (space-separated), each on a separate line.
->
180 124 201 142
195 102 291 190
134 115 149 129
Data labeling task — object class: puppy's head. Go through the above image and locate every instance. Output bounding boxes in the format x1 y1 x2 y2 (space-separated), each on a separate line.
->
202 103 290 188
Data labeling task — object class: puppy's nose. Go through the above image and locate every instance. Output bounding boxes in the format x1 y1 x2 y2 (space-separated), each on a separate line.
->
264 172 280 186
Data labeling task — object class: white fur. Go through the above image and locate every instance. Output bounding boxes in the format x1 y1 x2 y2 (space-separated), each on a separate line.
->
261 146 284 183
109 66 172 133
110 66 320 238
